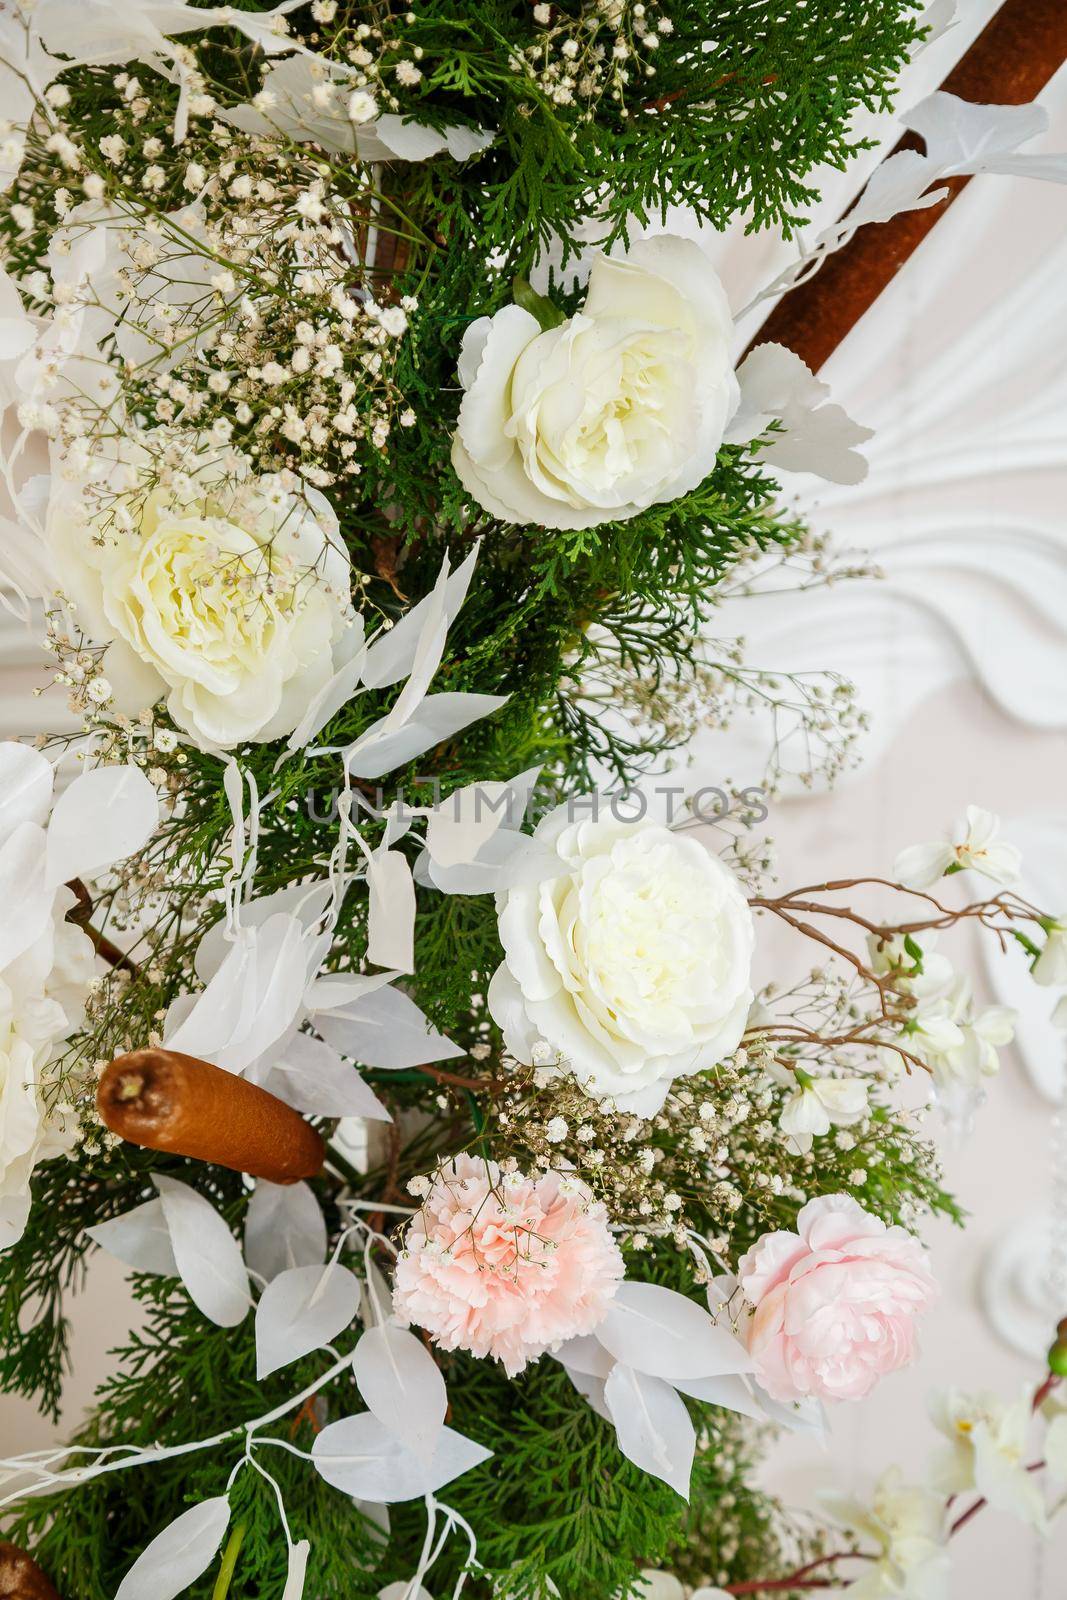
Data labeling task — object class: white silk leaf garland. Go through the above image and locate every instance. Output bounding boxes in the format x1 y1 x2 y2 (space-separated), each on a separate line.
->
594 1282 754 1382
0 743 52 835
743 91 1067 328
727 343 874 486
378 1585 434 1600
603 1364 695 1500
88 1178 250 1328
85 1198 178 1278
114 1496 231 1600
352 1321 448 1464
283 1541 312 1600
166 911 313 1074
313 982 466 1071
44 761 159 887
557 1281 757 1497
0 749 159 971
152 1176 250 1328
267 1033 391 1121
344 692 509 782
255 1261 362 1378
311 1413 491 1503
244 1180 327 1285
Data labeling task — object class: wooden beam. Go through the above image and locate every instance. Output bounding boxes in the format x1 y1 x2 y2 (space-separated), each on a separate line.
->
749 0 1067 372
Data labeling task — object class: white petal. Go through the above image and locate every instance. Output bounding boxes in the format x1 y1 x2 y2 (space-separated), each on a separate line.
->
115 1498 231 1600
255 1261 361 1377
893 840 955 890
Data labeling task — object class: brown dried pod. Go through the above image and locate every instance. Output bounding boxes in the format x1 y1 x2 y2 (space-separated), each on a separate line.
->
0 1541 61 1600
96 1048 324 1184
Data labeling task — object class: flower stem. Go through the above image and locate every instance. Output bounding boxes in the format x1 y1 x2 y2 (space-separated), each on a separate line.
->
212 1521 247 1600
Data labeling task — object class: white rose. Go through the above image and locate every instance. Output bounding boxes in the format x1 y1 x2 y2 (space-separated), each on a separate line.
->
488 806 754 1113
47 445 355 750
451 234 738 530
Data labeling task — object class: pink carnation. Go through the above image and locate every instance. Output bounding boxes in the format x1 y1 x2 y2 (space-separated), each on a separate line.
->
393 1155 623 1376
737 1194 937 1404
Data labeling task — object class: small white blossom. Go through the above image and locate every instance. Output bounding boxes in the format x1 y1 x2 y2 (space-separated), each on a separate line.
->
894 805 1021 891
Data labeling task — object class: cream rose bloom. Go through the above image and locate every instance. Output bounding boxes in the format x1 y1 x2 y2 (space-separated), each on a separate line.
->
451 234 738 530
487 806 754 1113
47 446 354 750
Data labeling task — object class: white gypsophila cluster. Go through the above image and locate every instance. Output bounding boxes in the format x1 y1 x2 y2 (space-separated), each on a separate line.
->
516 0 673 114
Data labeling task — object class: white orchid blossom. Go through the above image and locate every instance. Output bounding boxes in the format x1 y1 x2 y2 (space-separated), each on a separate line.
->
893 806 1021 892
777 1069 869 1155
930 1388 1046 1532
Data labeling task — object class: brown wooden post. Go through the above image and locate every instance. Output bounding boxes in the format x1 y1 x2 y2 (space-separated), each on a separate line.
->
749 0 1067 372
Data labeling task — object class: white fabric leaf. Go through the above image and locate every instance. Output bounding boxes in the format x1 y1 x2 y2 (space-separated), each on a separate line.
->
168 912 313 1073
283 1540 311 1600
114 1496 231 1600
312 1413 491 1502
0 742 53 846
367 847 416 973
563 1365 613 1423
268 1033 391 1121
595 1282 754 1382
362 547 480 690
378 1584 434 1600
306 969 399 1013
903 92 1056 177
672 1372 767 1424
603 1364 694 1499
314 983 465 1070
727 343 873 485
554 1334 615 1379
86 1198 178 1278
0 820 52 969
345 693 508 781
367 116 492 163
244 1180 326 1284
194 880 332 982
255 1262 361 1377
846 149 948 231
44 762 158 888
285 627 367 753
153 1175 250 1328
352 1322 448 1463
424 779 516 868
420 828 561 896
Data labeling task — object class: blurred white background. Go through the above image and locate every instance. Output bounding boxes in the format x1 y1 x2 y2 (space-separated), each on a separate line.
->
1 3 1065 1594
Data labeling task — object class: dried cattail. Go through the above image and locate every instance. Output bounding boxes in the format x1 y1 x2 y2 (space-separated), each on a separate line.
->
96 1048 324 1184
0 1542 61 1600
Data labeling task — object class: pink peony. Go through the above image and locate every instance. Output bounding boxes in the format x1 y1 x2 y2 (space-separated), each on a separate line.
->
393 1155 624 1376
736 1194 937 1404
